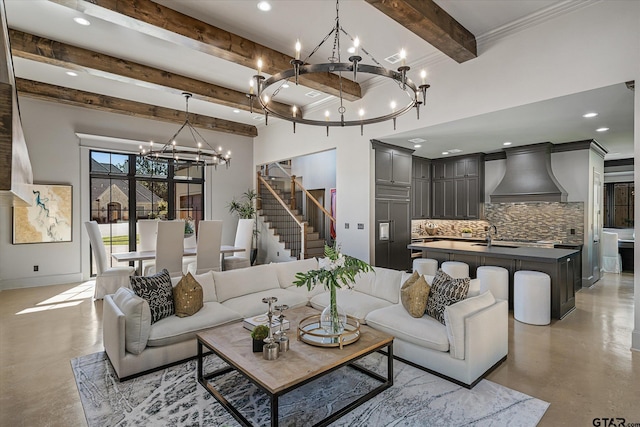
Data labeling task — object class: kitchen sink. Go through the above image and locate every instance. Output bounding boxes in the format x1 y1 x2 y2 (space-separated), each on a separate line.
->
471 243 519 249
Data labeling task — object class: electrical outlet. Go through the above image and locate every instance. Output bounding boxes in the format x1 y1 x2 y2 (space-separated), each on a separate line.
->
570 228 576 235
277 251 279 256
357 223 364 230
345 223 350 229
33 265 39 272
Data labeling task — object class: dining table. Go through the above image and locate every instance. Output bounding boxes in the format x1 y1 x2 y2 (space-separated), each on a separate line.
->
111 245 245 274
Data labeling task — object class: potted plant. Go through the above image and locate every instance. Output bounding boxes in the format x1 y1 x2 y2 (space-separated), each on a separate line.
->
251 325 269 352
461 228 473 238
425 222 438 236
184 218 194 238
228 189 259 265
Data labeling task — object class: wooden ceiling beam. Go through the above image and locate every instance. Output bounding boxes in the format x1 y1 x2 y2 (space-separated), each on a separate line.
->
365 0 477 63
16 78 258 138
9 29 292 118
47 0 362 101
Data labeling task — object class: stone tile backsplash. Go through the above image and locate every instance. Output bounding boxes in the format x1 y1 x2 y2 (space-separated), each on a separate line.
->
412 202 584 244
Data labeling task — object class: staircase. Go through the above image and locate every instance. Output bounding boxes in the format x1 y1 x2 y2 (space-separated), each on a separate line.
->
258 182 326 259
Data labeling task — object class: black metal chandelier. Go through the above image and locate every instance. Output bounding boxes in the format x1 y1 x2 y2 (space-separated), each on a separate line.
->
139 93 231 168
247 0 430 135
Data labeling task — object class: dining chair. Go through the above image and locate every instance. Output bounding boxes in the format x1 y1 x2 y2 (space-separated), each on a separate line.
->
224 218 254 270
154 220 186 277
601 231 622 273
84 221 135 299
187 220 223 274
138 219 158 275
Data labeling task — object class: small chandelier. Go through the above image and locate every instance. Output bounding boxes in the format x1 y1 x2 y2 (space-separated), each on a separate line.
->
247 0 430 135
139 92 231 168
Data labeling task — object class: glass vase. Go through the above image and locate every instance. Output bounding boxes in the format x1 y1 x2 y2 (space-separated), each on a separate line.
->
320 286 346 334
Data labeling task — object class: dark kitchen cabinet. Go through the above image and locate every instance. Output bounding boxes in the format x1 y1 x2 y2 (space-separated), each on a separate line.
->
432 179 454 218
412 157 431 219
375 145 412 186
432 154 484 220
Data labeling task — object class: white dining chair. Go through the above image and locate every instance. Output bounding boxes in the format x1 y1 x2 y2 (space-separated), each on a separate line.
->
153 220 186 277
223 218 254 270
601 231 622 273
84 221 135 299
187 220 223 274
138 219 158 275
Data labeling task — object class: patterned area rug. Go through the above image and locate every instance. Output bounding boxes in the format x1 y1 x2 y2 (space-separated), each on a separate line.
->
71 352 548 426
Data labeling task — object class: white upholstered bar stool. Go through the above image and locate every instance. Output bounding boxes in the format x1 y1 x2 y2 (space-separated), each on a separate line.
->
413 258 438 277
514 270 551 325
441 261 469 279
477 266 509 301
601 231 622 273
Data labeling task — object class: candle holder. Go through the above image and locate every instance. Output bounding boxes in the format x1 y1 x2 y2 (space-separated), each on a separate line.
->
261 297 279 360
274 304 290 352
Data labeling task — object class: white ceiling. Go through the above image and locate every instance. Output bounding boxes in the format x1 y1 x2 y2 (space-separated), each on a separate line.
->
4 0 634 159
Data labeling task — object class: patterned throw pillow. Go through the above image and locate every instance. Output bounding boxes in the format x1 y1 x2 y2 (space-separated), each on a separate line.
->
130 269 174 324
173 273 204 317
401 274 431 318
425 269 470 324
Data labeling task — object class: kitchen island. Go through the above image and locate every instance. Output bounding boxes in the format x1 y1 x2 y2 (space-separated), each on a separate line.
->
408 240 581 319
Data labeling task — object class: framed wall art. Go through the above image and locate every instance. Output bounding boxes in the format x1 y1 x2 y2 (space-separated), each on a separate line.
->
13 184 73 244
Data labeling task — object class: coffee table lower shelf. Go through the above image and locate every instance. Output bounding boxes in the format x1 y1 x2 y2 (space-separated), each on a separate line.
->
196 339 394 427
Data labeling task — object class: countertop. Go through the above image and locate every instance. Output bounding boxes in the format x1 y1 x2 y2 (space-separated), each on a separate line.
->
408 240 580 262
411 235 566 248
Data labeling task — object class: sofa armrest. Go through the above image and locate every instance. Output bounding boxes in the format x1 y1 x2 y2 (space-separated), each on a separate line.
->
464 300 508 377
103 295 127 374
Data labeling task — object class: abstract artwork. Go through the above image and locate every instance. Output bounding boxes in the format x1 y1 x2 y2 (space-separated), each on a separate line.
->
13 184 72 244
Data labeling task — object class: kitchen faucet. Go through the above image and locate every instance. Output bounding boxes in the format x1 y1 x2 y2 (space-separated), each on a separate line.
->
486 225 498 247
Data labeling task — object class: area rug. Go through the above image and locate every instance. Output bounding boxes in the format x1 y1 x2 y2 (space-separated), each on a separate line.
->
71 352 549 426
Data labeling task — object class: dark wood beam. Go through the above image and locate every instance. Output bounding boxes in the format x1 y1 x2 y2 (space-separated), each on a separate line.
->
365 0 477 63
9 29 292 118
16 78 258 138
47 0 362 101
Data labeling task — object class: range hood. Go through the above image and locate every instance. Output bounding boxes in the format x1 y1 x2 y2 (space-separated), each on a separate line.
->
491 143 567 203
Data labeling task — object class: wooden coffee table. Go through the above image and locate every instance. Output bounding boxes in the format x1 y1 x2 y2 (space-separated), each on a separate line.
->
197 305 394 427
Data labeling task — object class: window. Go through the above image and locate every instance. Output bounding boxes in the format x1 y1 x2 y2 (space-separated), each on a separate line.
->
89 150 204 275
604 182 634 228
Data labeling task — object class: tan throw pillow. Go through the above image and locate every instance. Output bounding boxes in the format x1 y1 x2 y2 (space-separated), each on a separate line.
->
401 274 431 318
173 273 204 317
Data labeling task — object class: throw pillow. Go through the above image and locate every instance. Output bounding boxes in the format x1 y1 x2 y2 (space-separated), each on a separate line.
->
130 269 174 324
425 269 470 324
401 274 431 318
173 273 204 317
111 287 151 355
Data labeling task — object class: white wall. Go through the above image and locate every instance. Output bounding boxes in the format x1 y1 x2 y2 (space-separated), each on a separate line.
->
0 97 253 289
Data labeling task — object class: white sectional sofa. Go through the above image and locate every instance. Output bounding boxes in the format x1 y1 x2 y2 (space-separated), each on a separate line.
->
103 257 507 387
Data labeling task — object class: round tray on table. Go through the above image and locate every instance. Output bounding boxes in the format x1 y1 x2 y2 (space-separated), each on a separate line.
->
297 314 361 349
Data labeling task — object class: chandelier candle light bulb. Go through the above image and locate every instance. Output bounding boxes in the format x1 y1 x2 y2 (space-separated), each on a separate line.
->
295 39 301 60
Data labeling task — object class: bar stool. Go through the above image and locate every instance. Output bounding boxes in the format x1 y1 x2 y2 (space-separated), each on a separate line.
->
514 270 550 325
413 258 438 277
441 261 469 279
477 266 509 301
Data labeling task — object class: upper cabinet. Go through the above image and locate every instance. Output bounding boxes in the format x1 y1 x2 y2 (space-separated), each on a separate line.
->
412 157 431 219
432 154 485 220
373 144 412 187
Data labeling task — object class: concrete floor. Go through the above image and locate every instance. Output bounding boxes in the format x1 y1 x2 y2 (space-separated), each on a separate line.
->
0 273 638 426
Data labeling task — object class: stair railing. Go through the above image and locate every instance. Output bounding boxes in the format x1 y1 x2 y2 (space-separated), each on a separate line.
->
257 172 307 259
267 162 336 232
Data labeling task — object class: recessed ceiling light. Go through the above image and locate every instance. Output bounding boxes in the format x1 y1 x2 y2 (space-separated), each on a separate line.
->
408 137 426 143
503 141 512 146
414 144 422 148
66 71 78 77
448 148 462 154
347 46 356 54
257 1 271 11
253 115 264 121
442 151 449 155
73 17 91 26
232 109 240 113
583 112 598 118
282 83 290 89
596 127 609 132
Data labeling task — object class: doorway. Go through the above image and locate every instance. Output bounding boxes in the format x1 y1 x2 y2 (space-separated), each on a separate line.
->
306 189 326 241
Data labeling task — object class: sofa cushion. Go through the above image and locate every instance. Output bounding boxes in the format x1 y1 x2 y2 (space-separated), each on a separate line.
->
173 273 204 317
147 302 241 347
425 270 470 324
213 264 280 303
310 290 392 323
401 274 431 318
352 267 403 304
365 304 449 352
280 282 326 300
273 258 318 288
221 288 309 318
467 278 481 298
130 269 175 324
444 291 496 360
112 287 151 355
172 271 216 302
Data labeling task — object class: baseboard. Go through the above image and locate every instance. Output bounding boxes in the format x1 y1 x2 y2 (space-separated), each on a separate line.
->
0 273 83 291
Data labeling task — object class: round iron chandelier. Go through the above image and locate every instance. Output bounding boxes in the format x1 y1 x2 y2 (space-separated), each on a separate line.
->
247 0 430 135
